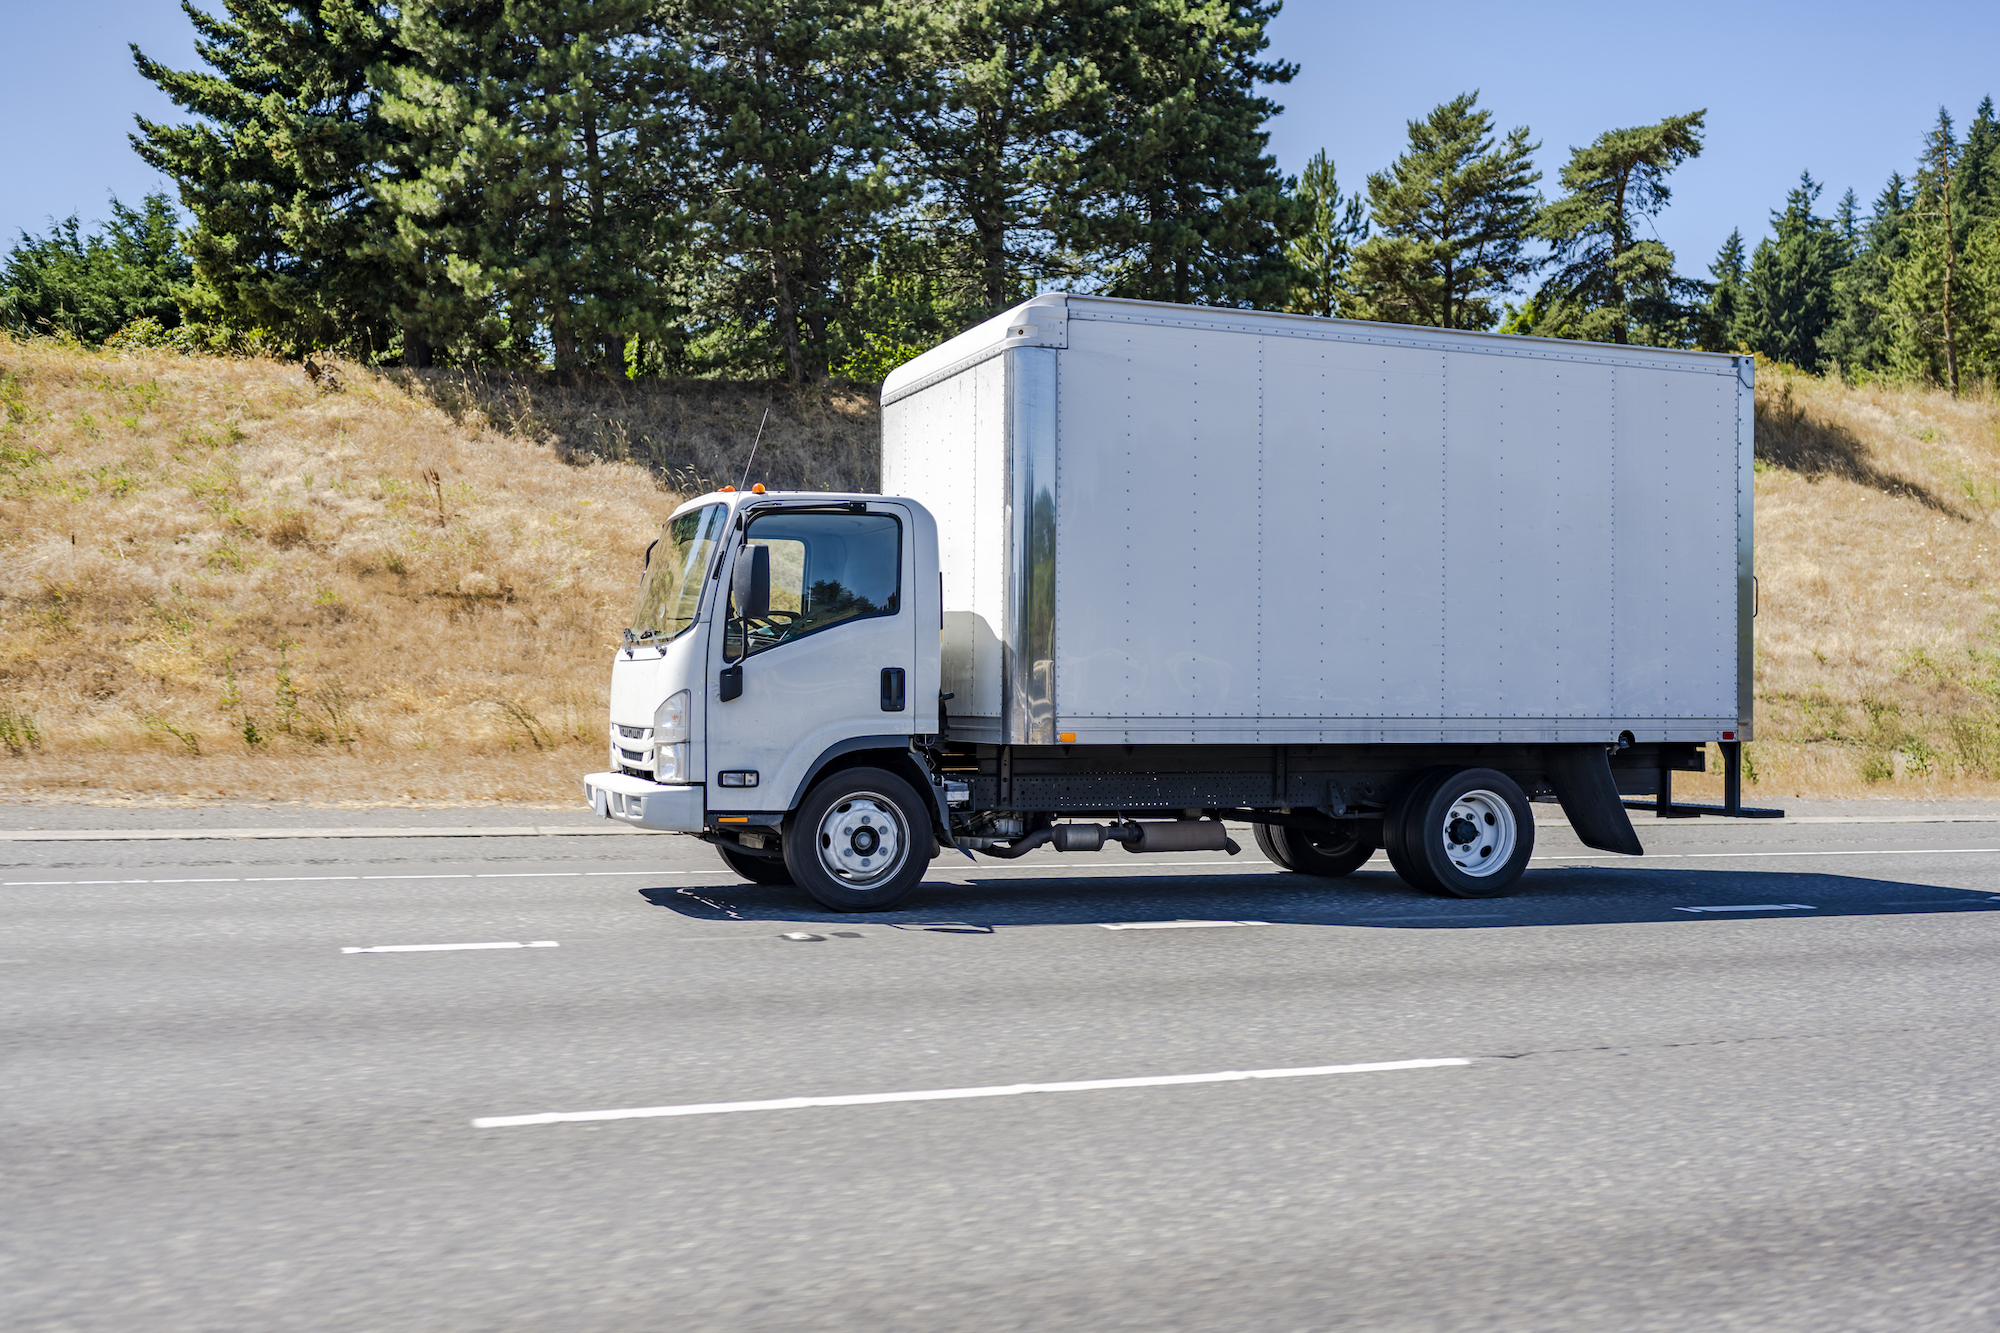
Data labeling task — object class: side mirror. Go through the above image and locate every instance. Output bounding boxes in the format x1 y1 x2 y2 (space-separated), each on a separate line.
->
731 543 770 620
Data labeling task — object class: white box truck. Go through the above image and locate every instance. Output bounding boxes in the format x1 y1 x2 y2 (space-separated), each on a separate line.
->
585 294 1774 911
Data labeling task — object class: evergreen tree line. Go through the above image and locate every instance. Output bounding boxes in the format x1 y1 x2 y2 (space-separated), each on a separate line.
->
1285 93 2000 389
2 3 1994 393
6 0 1299 382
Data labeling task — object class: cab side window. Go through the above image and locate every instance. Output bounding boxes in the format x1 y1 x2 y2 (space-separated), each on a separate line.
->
731 511 901 659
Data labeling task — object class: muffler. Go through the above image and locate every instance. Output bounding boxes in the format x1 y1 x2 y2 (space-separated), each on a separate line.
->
1118 820 1238 854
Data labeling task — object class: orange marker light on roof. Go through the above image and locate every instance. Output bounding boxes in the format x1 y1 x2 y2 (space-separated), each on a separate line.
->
720 485 736 492
751 483 766 493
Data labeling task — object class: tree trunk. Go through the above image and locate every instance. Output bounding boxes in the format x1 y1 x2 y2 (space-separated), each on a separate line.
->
1610 171 1631 343
974 106 1010 310
583 102 606 370
549 139 575 370
771 250 804 385
402 328 433 369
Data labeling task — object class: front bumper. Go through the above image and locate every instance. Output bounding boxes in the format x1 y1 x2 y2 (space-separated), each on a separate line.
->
584 772 704 832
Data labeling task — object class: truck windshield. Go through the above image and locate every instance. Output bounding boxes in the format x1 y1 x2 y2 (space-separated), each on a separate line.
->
628 504 726 643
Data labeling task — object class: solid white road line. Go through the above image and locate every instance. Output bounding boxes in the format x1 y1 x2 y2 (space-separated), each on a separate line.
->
471 1057 1471 1128
343 941 559 954
4 870 706 887
15 845 2000 889
1674 904 1815 913
17 812 2000 843
0 825 647 843
1097 920 1270 930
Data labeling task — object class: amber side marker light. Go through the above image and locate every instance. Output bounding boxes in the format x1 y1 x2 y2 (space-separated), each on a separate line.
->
1058 732 1076 744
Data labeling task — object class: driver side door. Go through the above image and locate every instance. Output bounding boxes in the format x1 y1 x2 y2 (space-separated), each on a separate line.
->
704 503 917 813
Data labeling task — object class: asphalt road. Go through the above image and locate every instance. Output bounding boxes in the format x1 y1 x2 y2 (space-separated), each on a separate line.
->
5 804 2000 1332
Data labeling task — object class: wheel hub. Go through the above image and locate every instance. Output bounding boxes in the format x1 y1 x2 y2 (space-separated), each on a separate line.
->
1437 789 1515 877
817 794 904 885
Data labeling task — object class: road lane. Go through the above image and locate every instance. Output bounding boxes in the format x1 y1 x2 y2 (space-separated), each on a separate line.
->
5 806 1999 1331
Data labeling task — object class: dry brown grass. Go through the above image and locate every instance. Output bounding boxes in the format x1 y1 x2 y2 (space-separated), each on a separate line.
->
1692 361 2000 801
0 337 877 805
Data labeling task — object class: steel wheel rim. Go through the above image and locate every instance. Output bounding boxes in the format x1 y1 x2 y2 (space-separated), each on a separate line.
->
1437 789 1514 877
816 793 906 885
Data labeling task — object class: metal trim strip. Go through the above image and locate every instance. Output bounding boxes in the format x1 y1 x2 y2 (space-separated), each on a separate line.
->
1004 347 1059 745
1735 355 1757 736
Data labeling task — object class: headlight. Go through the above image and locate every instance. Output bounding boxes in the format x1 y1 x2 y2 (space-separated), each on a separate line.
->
654 742 689 782
654 690 690 743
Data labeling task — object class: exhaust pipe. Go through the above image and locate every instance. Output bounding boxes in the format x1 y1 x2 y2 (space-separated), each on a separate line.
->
972 820 1239 859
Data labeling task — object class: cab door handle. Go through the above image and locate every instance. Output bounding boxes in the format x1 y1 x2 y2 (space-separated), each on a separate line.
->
880 668 906 712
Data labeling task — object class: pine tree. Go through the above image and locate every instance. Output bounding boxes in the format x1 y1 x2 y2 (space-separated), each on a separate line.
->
1530 110 1705 345
1703 228 1746 351
674 0 903 382
1821 174 1909 374
1955 96 1999 225
374 0 673 370
1889 111 1968 391
1834 188 1861 251
1342 92 1539 330
888 0 1108 315
1283 149 1367 318
1084 0 1301 308
131 0 402 354
1740 173 1843 369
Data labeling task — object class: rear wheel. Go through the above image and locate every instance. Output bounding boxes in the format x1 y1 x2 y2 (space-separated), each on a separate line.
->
1392 767 1534 898
1253 822 1377 877
783 767 931 912
1382 768 1451 887
716 842 793 886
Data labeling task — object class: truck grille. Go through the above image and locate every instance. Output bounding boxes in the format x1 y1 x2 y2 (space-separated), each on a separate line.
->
617 725 649 740
618 747 648 763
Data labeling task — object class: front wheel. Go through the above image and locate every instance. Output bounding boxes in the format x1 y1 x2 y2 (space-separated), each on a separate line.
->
783 767 931 912
1253 822 1377 877
1390 767 1534 898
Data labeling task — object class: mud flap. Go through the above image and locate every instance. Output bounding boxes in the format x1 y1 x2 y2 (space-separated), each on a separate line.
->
1546 746 1644 856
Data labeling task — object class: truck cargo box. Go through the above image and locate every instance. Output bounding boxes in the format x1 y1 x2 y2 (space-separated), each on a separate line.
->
881 294 1754 750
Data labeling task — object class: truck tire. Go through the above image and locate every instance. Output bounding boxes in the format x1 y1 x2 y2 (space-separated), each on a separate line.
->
783 766 930 912
1382 767 1451 886
716 842 793 886
1392 767 1534 898
1252 822 1377 877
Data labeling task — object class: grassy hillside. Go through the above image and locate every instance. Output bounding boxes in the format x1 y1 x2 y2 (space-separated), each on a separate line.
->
3 335 1999 807
1722 363 2000 799
0 338 876 805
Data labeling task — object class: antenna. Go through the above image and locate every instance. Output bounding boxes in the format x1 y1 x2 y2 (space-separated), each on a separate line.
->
737 408 770 491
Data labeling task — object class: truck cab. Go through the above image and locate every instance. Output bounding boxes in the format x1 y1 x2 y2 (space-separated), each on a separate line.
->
584 489 950 908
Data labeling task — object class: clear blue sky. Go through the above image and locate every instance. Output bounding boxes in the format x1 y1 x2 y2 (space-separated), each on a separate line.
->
3 1 1996 278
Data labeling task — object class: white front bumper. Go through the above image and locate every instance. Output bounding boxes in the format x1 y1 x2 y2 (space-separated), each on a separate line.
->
584 772 705 832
